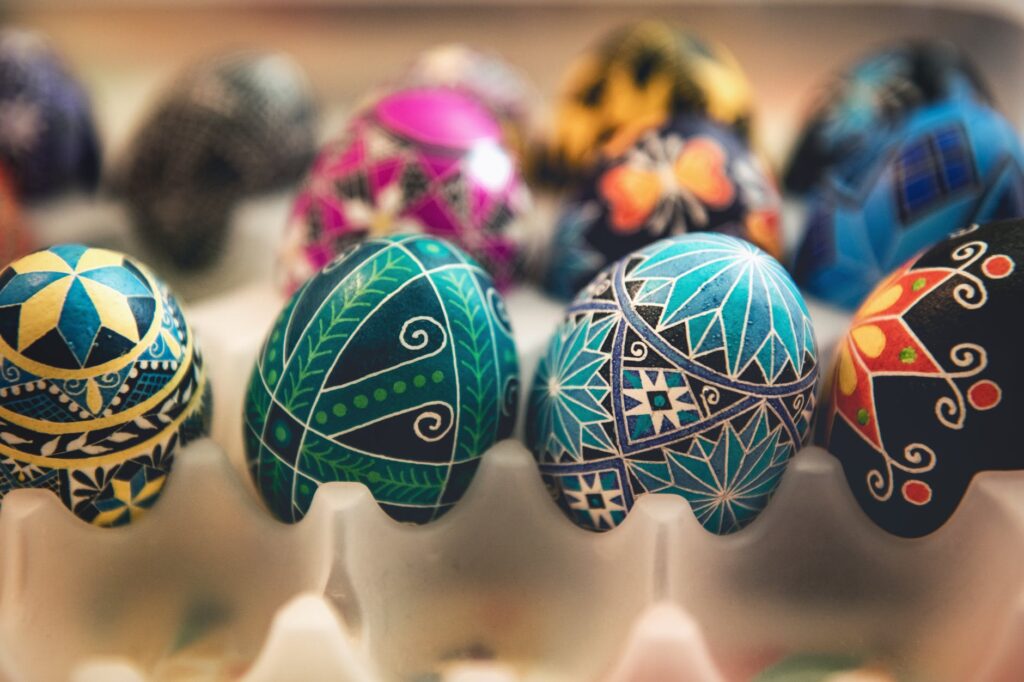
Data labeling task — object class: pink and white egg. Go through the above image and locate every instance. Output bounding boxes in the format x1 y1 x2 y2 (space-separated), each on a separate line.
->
278 87 531 293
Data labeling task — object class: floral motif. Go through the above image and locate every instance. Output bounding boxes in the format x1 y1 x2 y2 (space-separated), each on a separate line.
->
823 219 1022 537
828 228 1008 508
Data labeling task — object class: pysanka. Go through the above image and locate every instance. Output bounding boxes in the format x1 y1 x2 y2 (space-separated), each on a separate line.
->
246 234 519 524
528 233 818 534
0 245 210 526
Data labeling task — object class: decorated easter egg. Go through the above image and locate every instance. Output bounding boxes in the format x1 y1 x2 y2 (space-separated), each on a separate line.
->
0 164 30 268
246 234 518 524
400 43 537 159
543 115 782 300
0 29 100 199
785 40 989 194
278 87 529 294
536 20 753 187
794 97 1024 310
0 245 211 526
120 51 317 269
822 219 1023 538
527 233 818 534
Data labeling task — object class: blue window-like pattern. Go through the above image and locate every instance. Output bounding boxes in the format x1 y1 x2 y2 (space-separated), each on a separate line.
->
895 124 977 224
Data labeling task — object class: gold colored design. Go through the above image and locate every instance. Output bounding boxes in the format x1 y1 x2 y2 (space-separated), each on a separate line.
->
0 262 167 381
0 365 207 468
0 331 194 434
91 474 167 527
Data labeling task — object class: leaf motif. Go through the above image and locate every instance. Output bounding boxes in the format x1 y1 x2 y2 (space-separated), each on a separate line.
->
108 432 134 443
0 432 30 445
67 433 88 451
81 445 110 455
40 437 59 457
134 417 156 430
160 397 177 415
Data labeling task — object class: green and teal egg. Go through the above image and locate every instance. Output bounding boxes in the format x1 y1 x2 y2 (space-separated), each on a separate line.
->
0 244 211 526
527 233 818 534
244 234 519 524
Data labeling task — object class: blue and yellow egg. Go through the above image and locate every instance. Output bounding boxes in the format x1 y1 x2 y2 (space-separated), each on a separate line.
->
0 245 210 526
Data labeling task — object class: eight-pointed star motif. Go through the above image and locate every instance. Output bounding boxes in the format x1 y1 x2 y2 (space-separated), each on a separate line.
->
0 245 154 368
622 369 698 435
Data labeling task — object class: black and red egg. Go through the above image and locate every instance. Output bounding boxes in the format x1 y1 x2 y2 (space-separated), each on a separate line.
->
821 219 1023 537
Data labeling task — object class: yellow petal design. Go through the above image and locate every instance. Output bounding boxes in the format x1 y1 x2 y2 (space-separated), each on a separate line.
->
17 277 72 350
12 250 73 276
86 379 103 415
79 278 141 343
838 343 857 396
851 324 886 359
74 247 123 273
860 284 902 318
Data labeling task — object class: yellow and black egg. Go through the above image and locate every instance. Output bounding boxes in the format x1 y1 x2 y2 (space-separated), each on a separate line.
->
535 20 753 188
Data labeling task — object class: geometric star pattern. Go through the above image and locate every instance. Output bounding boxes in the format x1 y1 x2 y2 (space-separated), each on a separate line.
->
529 233 819 535
0 244 155 369
0 246 210 526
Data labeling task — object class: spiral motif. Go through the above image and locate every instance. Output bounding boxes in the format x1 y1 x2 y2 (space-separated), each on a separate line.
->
948 342 987 373
867 442 937 502
700 385 720 413
62 378 87 396
951 272 988 310
96 372 123 388
413 402 455 442
951 240 987 265
933 344 988 429
399 316 447 355
0 360 21 383
627 341 649 361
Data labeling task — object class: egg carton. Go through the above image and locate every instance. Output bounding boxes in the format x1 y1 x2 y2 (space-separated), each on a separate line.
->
0 277 1017 682
10 2 1024 677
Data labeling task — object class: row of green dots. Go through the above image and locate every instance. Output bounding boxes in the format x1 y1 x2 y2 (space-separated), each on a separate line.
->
313 370 445 425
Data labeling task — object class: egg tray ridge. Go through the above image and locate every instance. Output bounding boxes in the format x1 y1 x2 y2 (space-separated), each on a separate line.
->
0 283 1020 681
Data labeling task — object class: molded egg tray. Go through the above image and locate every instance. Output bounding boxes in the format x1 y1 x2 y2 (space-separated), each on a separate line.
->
0 277 1022 682
12 1 1024 677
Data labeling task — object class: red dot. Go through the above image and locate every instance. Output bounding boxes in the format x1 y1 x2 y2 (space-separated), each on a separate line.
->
902 480 932 506
982 255 1014 279
968 380 1001 410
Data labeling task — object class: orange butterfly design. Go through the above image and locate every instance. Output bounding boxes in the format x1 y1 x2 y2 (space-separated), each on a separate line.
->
599 136 735 234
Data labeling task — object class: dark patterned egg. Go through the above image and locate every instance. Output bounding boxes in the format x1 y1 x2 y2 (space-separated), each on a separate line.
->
528 233 818 534
785 39 989 194
536 20 753 188
0 245 211 526
543 115 782 300
822 219 1023 538
278 87 529 294
0 163 30 268
246 234 518 524
120 51 317 269
0 29 100 199
794 97 1024 310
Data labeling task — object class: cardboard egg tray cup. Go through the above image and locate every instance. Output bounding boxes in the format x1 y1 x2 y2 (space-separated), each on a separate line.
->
9 1 1024 679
